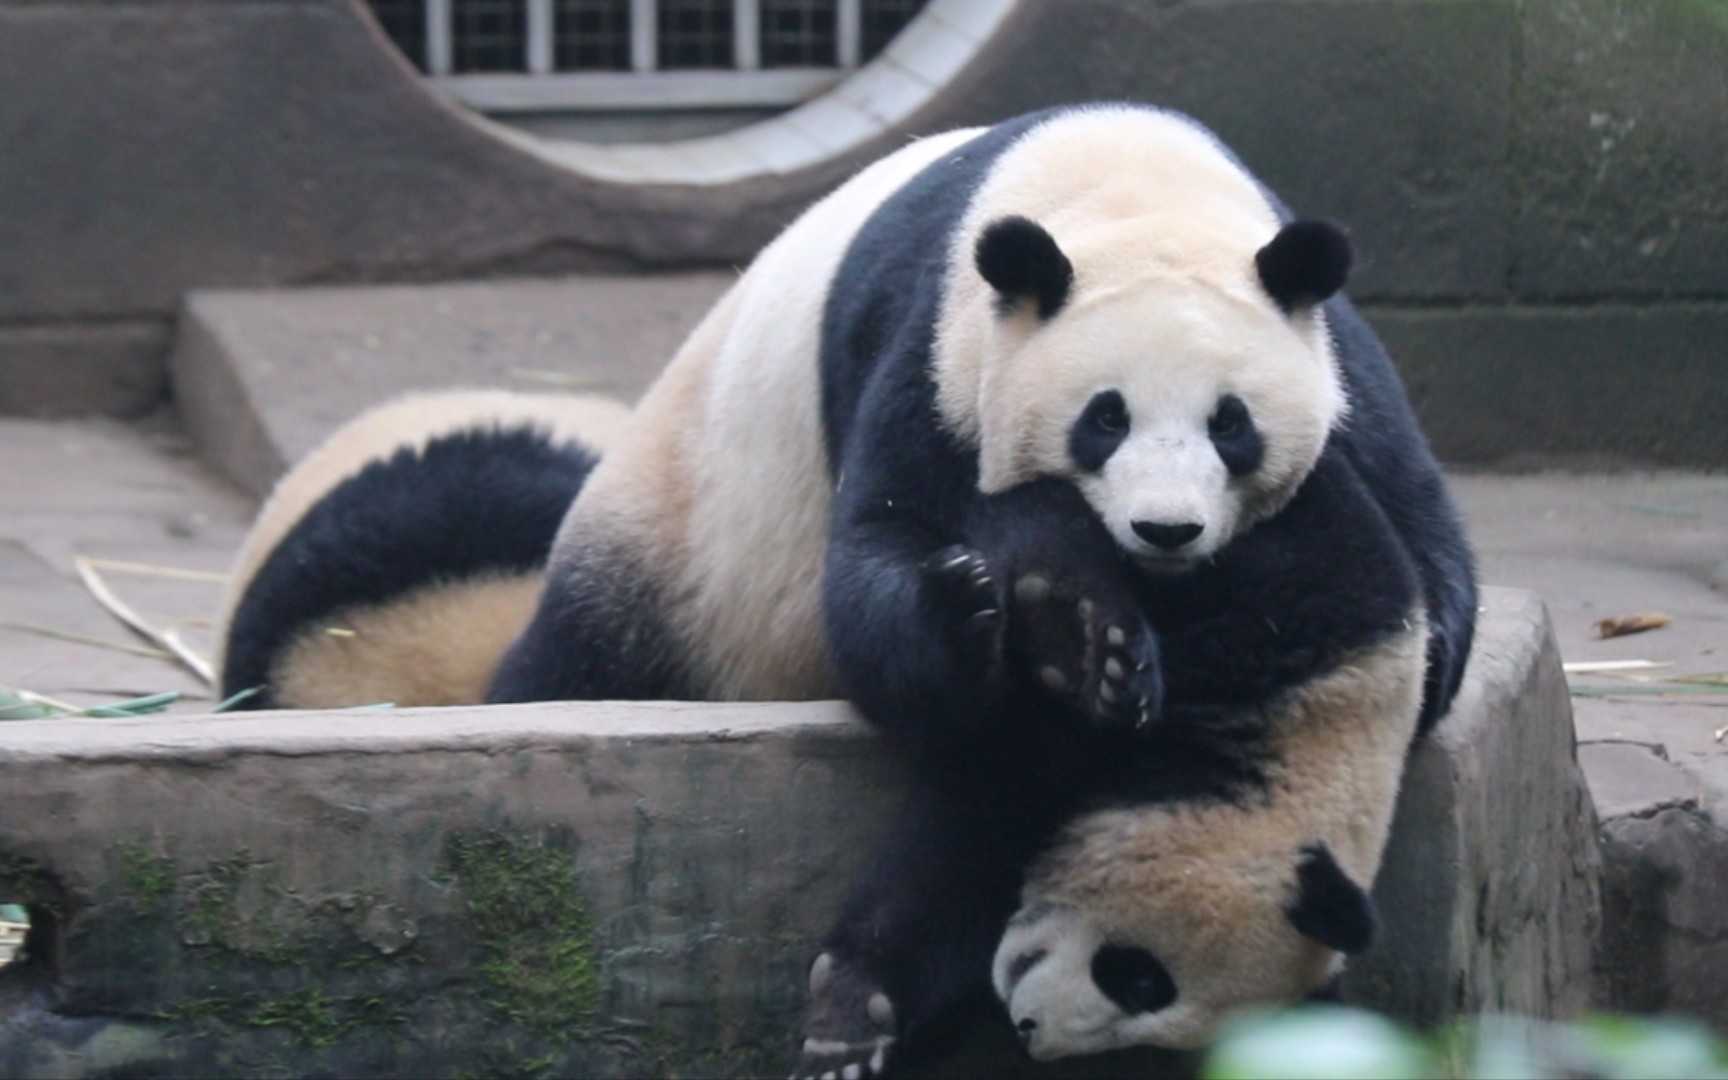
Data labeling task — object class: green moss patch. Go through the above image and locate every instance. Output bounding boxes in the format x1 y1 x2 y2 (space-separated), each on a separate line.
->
159 988 404 1048
442 831 601 1035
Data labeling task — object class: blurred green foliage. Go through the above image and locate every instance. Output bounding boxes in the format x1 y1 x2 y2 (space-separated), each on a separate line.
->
1204 1006 1728 1080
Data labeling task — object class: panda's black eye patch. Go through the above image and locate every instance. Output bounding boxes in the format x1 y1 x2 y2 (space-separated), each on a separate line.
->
1070 391 1130 473
1092 944 1177 1015
1208 394 1263 477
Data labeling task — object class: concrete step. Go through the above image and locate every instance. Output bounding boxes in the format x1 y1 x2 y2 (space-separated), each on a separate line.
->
169 274 733 496
0 587 1600 1077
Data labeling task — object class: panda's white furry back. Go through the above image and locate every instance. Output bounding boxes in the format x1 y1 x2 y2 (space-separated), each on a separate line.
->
218 390 629 710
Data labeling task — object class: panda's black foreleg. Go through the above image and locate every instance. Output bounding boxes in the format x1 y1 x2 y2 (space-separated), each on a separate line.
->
792 760 1061 1078
826 488 1164 745
825 519 1021 751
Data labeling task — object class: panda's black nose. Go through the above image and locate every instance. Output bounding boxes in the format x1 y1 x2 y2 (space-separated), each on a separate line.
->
1132 521 1204 550
1017 1017 1038 1038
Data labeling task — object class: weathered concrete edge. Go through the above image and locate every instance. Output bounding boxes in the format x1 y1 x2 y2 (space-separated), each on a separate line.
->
169 294 286 496
1345 587 1601 1023
0 697 863 762
0 587 1596 1077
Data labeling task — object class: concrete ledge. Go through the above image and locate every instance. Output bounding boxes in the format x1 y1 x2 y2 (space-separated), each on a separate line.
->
1349 588 1601 1023
170 275 727 495
0 321 170 418
0 587 1598 1077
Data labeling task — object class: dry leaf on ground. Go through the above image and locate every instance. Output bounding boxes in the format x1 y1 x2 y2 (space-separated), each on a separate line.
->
1594 612 1674 640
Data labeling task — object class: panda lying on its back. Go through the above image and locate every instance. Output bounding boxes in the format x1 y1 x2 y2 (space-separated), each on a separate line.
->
219 390 629 710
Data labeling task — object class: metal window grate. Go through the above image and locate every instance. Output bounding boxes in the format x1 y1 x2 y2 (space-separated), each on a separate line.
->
451 0 528 73
760 0 836 69
657 0 735 70
382 0 931 110
554 0 633 71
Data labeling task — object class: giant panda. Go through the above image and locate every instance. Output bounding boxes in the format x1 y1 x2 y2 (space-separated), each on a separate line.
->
480 104 1474 1070
491 102 1473 737
218 389 630 710
794 460 1431 1075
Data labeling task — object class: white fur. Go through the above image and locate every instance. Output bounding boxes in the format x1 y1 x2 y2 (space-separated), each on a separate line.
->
934 105 1347 567
555 128 982 701
993 617 1428 1056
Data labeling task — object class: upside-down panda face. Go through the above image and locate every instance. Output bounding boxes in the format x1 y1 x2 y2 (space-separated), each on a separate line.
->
971 217 1352 573
992 837 1377 1058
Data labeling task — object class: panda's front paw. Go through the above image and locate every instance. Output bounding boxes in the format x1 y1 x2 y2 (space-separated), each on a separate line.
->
1009 572 1163 732
790 952 898 1080
923 544 1005 680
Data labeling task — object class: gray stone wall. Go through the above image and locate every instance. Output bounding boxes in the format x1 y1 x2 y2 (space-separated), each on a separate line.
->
2 0 1724 462
0 589 1602 1077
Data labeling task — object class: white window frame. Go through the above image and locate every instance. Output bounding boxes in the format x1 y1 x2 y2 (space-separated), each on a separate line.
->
422 0 868 113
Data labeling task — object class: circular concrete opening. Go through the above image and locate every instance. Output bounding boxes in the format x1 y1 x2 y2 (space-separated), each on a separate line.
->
358 0 1015 185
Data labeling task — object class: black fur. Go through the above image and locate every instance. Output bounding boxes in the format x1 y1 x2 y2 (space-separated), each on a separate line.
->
1068 391 1131 473
1092 945 1179 1015
1209 394 1264 477
811 104 1468 1066
807 455 1421 1060
975 216 1074 318
1286 844 1378 955
486 546 696 703
221 427 600 709
1255 219 1353 314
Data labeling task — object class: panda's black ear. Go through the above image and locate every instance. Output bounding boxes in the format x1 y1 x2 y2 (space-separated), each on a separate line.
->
976 216 1073 319
1256 220 1352 315
1285 844 1377 955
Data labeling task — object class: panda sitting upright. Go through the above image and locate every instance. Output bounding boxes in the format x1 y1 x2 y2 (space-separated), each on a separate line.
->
480 104 1474 1070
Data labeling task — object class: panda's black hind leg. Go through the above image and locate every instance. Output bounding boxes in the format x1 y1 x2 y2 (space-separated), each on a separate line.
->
1008 569 1161 731
791 952 898 1079
791 767 1062 1078
970 479 1164 731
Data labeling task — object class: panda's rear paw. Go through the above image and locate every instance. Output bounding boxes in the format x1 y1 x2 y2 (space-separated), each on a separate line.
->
1010 574 1162 731
1080 604 1163 732
923 544 1005 678
791 952 898 1079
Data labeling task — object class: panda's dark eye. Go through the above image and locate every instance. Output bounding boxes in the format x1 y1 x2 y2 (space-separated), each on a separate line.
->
1208 394 1264 476
1208 396 1248 440
1091 944 1177 1015
1069 391 1130 473
1091 394 1129 435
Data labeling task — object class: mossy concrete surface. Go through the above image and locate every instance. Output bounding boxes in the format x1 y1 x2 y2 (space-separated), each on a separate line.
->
0 588 1597 1077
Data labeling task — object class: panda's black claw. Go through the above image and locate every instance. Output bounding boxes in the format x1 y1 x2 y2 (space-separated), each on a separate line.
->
925 544 1007 679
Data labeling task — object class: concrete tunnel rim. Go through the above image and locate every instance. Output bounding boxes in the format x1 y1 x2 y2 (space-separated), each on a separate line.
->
351 0 1021 188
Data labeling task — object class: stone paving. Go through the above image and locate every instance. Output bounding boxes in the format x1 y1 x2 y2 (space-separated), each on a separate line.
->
0 414 250 713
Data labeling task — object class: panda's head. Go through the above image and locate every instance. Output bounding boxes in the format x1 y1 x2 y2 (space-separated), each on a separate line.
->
966 215 1351 573
992 826 1377 1058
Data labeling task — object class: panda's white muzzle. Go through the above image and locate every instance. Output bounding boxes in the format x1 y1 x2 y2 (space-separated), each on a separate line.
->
1083 433 1233 570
